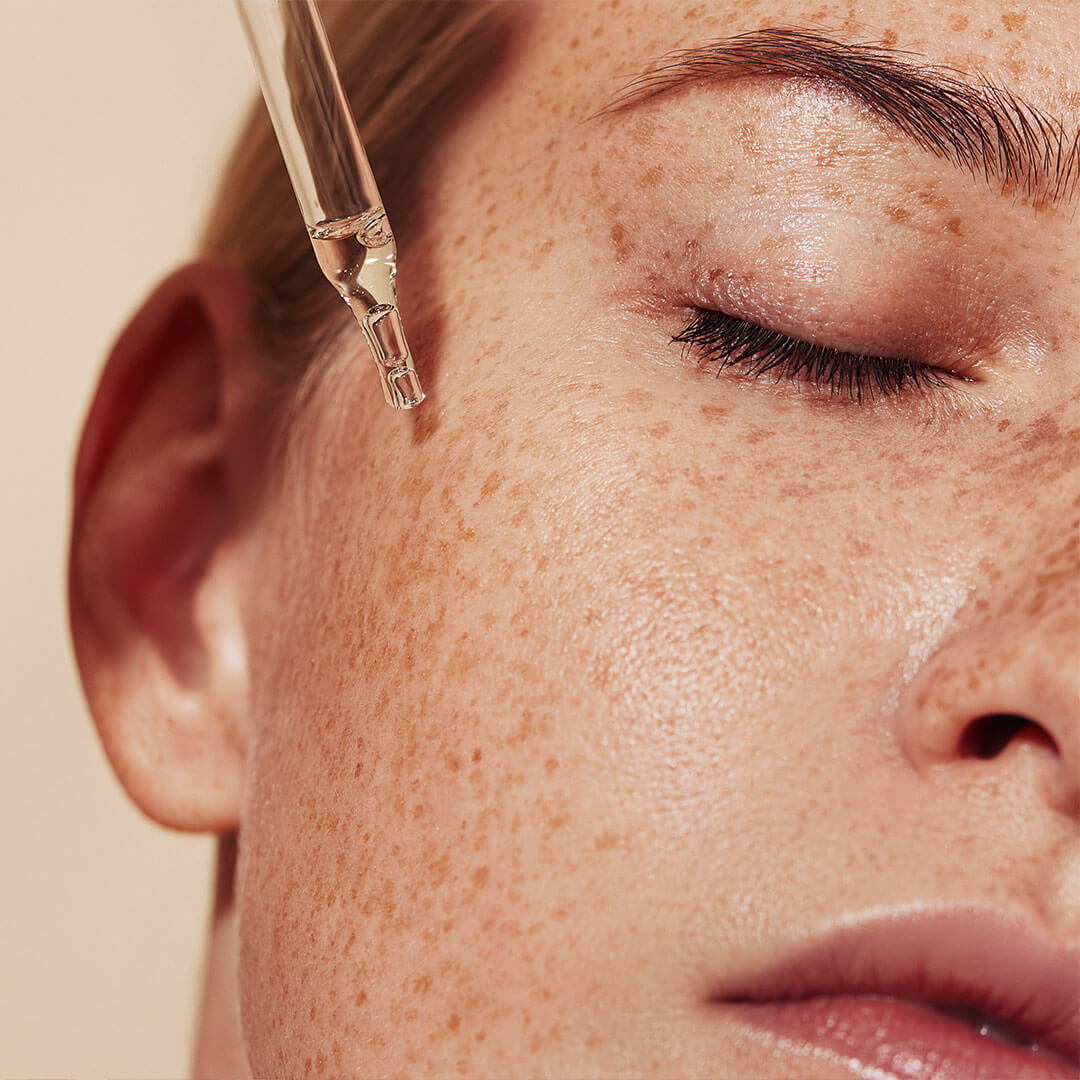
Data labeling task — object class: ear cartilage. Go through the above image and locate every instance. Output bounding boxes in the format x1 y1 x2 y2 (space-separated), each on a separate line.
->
234 0 425 410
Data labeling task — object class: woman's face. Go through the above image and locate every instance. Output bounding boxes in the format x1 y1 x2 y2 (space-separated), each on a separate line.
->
238 1 1078 1075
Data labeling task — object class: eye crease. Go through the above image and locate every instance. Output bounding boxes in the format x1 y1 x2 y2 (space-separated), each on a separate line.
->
673 307 965 404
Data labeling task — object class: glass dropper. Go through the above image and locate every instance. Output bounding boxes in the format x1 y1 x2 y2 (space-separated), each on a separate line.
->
234 0 424 410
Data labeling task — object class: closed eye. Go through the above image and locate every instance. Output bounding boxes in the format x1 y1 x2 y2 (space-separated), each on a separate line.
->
673 307 965 404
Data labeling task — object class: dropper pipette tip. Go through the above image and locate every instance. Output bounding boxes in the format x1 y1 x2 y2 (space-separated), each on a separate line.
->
356 300 425 409
234 0 424 411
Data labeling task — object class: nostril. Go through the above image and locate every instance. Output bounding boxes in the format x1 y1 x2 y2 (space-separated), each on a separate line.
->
960 714 1059 760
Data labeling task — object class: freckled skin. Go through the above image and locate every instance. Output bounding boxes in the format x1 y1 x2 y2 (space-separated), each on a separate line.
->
221 2 1078 1078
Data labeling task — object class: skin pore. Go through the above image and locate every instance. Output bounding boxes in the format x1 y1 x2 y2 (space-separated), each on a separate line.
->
69 1 1078 1077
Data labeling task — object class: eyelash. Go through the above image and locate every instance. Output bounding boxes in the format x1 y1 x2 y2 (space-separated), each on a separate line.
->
673 307 955 404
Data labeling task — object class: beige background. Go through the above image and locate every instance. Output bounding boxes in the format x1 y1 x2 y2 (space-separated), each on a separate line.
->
1 2 252 1075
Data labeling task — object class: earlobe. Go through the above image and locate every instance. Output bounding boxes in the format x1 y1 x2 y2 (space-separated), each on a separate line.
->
69 261 269 832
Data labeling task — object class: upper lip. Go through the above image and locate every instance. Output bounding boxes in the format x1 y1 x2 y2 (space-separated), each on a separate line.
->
711 905 1080 1065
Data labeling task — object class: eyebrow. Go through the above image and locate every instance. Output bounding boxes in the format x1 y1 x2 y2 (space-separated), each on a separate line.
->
596 27 1080 208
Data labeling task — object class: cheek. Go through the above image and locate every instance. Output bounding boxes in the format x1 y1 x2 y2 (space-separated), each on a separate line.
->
235 326 975 1075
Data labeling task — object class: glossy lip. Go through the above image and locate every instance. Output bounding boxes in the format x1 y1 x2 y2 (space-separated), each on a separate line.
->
709 906 1080 1068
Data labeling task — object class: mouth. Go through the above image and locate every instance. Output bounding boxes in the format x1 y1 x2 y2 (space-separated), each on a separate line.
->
711 907 1080 1080
933 1000 1065 1052
723 994 1079 1079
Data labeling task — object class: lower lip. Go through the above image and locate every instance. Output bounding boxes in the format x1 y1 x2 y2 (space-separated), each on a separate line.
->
723 996 1079 1079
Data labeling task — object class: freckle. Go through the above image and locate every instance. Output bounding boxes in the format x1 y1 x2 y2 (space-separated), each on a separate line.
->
944 216 963 235
886 204 911 223
700 402 729 421
998 419 1011 432
506 711 535 745
545 756 559 773
622 388 653 412
448 1013 461 1031
848 535 873 558
594 830 620 850
648 421 672 438
472 747 483 762
609 221 631 261
744 425 776 444
917 186 948 210
1025 588 1050 617
447 755 461 772
1001 10 1026 31
949 13 969 30
531 237 555 269
1003 48 1027 79
1014 413 1060 450
480 470 503 499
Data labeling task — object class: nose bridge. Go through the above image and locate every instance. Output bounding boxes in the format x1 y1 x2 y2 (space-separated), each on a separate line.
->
990 477 1079 634
970 392 1080 718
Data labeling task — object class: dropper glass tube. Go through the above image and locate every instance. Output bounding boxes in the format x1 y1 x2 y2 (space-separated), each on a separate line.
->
234 0 424 409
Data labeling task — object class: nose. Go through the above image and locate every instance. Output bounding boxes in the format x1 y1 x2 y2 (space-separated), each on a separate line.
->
898 564 1080 819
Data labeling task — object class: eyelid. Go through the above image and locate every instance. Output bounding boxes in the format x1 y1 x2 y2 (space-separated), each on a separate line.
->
673 306 970 405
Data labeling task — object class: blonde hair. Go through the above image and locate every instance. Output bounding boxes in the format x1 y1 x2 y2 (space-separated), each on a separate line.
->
200 1 509 391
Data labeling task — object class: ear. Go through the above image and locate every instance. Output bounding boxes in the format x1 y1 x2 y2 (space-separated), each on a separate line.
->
69 260 274 832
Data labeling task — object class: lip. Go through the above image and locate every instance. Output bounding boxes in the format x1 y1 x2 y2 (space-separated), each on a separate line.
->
711 906 1080 1079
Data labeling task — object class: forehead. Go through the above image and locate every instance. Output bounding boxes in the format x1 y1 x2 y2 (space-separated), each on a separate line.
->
507 0 1080 123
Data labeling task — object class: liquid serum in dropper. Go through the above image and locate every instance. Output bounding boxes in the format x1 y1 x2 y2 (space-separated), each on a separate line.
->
234 0 424 409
